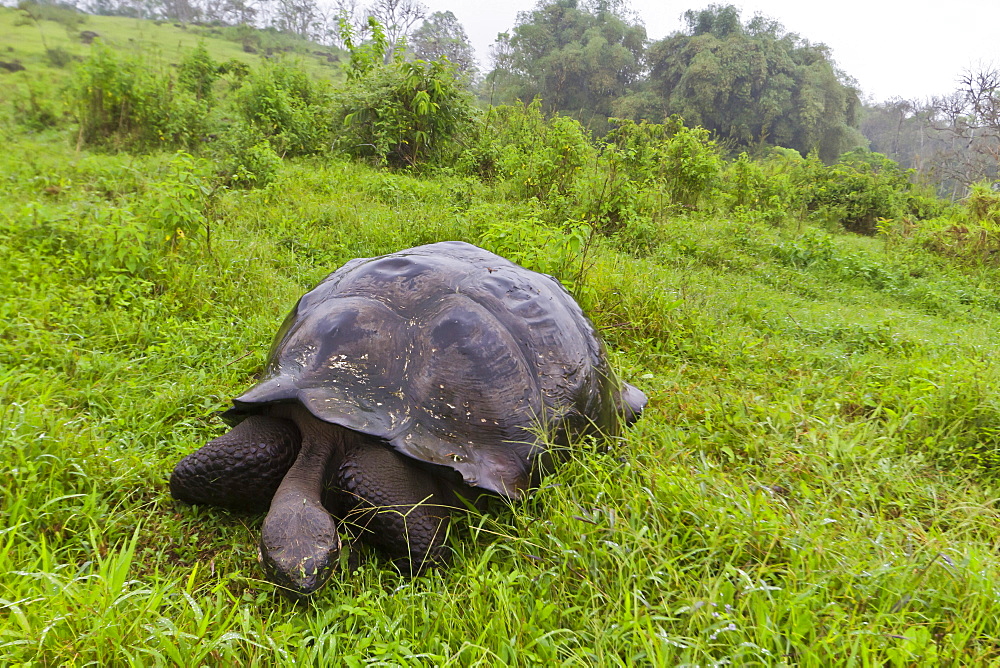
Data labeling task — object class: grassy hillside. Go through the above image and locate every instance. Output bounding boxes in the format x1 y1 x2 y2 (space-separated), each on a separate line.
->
3 14 1000 666
0 6 342 91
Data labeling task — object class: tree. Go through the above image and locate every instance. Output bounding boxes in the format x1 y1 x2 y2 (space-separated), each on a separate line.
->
410 11 478 80
488 0 646 128
272 0 321 40
928 66 1000 193
643 4 863 161
365 0 426 61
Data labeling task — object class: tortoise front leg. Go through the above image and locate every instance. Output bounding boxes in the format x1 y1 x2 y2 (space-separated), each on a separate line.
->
170 415 301 513
337 443 456 575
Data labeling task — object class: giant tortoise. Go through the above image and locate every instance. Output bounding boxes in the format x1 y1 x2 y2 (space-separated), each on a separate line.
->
170 241 645 597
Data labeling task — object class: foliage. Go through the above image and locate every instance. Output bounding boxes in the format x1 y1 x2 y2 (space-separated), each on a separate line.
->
644 4 864 161
806 149 915 235
10 79 64 130
70 43 209 151
489 0 646 129
233 58 332 157
964 181 1000 226
215 124 284 188
332 18 478 168
177 41 219 103
409 10 478 81
468 106 724 236
490 102 596 200
906 183 1000 264
720 151 799 226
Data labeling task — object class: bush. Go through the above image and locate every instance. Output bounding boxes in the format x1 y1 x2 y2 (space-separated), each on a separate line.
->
492 104 595 201
177 42 219 103
215 124 283 188
806 149 914 235
46 47 73 68
964 181 1000 225
331 19 477 168
71 44 208 151
233 59 332 157
721 152 799 226
464 112 724 240
12 80 63 130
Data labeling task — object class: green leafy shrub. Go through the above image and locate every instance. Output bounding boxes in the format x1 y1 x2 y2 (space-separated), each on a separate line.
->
657 122 724 209
331 18 477 168
466 112 723 242
11 80 63 130
177 42 219 103
806 149 913 235
913 183 1000 264
134 151 216 252
46 47 73 68
566 119 678 235
499 109 595 201
71 44 208 151
215 124 283 188
233 59 332 157
722 152 799 226
965 181 1000 225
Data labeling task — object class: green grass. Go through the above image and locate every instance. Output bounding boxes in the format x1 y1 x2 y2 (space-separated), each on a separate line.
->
5 25 1000 664
0 5 342 126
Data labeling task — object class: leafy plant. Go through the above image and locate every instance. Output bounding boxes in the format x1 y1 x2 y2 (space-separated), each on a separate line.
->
70 43 208 151
177 42 219 103
806 149 914 235
233 58 332 157
332 18 477 168
215 125 283 189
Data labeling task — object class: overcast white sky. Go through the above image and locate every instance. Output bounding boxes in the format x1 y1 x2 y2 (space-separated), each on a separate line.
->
423 0 999 102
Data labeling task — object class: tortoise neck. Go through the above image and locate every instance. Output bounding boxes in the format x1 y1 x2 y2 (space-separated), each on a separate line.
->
270 403 346 495
258 404 347 597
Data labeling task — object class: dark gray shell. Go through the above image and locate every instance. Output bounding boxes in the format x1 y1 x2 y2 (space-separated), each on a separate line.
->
224 241 643 498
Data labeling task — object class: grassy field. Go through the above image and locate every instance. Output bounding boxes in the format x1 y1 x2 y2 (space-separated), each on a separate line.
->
0 6 342 93
4 11 1000 666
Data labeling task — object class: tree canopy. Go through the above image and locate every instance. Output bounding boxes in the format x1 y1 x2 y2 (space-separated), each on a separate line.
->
642 4 864 161
409 10 478 80
489 0 646 128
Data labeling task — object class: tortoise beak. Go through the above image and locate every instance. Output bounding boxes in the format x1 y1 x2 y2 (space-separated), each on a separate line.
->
258 500 341 599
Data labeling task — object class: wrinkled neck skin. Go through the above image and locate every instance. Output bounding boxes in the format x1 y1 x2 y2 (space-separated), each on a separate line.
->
258 403 346 599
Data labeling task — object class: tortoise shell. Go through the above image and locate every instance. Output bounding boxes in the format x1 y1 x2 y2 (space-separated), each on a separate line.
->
224 241 644 498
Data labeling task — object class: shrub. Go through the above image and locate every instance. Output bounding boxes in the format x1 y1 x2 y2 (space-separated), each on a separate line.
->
233 59 332 157
331 18 477 168
12 80 62 130
657 122 724 209
495 106 595 201
46 47 73 68
806 149 913 235
215 124 283 188
177 42 219 103
466 112 723 239
722 152 798 226
71 44 208 151
964 181 1000 225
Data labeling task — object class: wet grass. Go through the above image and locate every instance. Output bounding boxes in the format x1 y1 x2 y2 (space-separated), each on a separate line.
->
3 125 1000 665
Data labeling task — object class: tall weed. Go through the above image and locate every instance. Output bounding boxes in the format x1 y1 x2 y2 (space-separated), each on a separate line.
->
233 59 332 157
71 44 208 151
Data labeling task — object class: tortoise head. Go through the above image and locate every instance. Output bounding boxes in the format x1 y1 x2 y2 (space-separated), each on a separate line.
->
258 488 341 599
